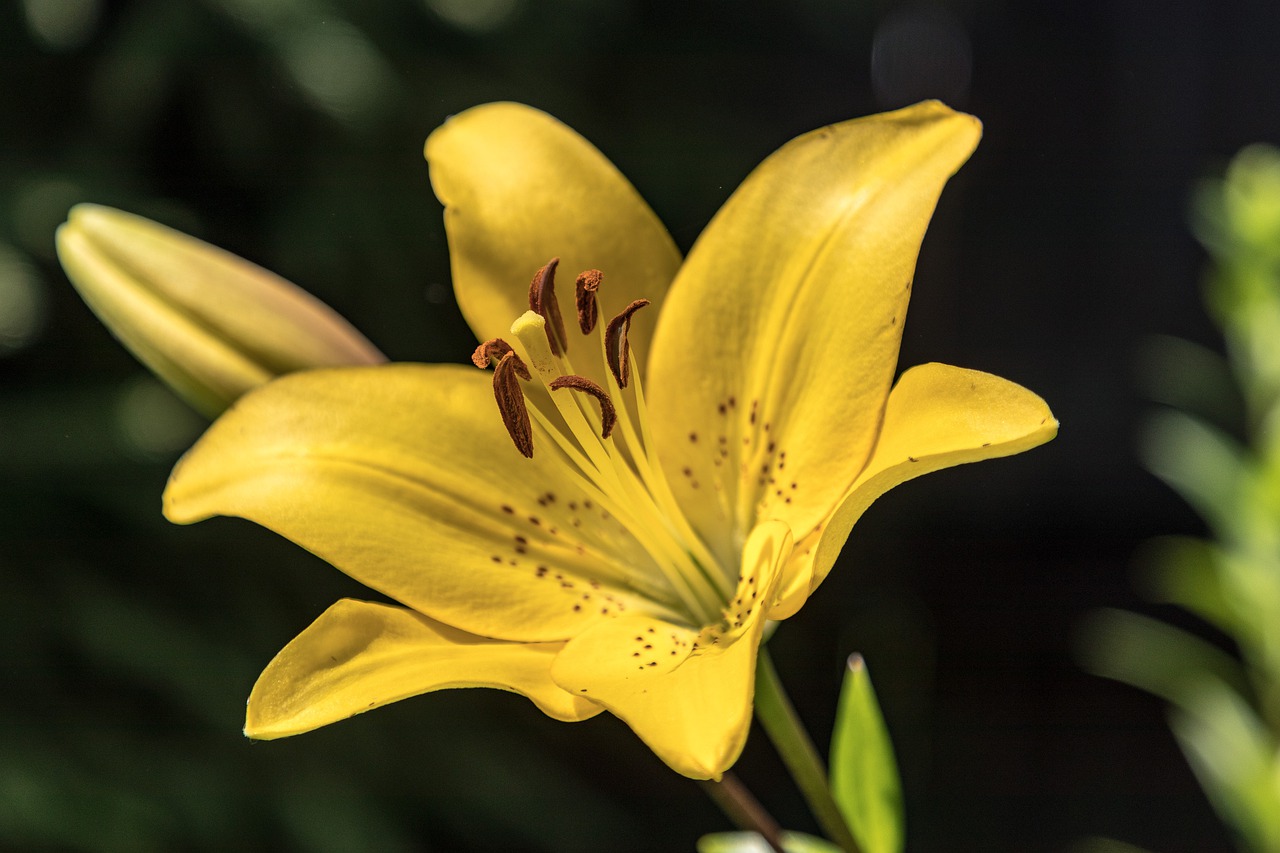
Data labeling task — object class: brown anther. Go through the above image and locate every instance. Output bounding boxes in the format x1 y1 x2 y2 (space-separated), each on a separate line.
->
471 338 530 379
493 351 533 458
575 269 603 334
604 298 650 388
528 258 568 356
549 375 617 439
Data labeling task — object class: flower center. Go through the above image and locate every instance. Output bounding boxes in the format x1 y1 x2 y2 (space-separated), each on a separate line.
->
471 259 731 627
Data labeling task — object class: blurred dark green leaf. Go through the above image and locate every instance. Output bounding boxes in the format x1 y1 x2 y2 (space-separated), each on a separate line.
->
698 830 844 853
1078 609 1248 709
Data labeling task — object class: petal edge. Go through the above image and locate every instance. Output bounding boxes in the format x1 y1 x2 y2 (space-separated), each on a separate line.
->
771 363 1056 619
247 598 601 739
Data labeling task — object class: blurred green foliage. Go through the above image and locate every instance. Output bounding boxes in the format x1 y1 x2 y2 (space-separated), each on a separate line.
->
1083 145 1280 851
698 830 844 853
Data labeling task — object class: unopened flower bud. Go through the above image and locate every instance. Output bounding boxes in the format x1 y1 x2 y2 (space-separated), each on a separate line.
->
56 204 385 416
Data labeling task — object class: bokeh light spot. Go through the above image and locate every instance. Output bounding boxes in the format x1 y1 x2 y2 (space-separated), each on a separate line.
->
22 0 100 51
279 21 396 125
12 178 83 261
114 378 205 461
211 0 310 33
424 0 522 34
0 244 47 355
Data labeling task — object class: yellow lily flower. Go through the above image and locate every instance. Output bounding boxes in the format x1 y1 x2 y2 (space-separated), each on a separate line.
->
162 101 1057 780
56 204 385 416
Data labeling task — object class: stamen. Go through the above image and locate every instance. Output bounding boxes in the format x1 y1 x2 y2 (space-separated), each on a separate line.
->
528 258 568 356
473 266 735 627
604 298 650 388
471 338 530 379
516 309 725 622
550 375 617 439
493 350 534 458
575 269 603 334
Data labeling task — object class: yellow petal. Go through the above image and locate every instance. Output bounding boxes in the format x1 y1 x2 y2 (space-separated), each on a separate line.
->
164 364 677 643
551 520 792 779
425 103 681 389
56 204 385 416
646 102 981 561
246 598 602 738
770 363 1057 619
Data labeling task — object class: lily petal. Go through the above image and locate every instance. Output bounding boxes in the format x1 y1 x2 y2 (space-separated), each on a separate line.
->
646 102 981 562
425 103 682 388
551 520 792 779
246 598 602 738
770 363 1057 619
56 204 384 416
164 364 678 643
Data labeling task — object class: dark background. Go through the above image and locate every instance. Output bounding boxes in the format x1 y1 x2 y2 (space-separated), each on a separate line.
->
2 0 1276 850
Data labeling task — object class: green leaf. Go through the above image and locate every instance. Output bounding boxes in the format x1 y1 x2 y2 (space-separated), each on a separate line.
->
696 831 844 853
1139 409 1247 541
1133 334 1242 430
1075 608 1247 707
1170 681 1280 852
1134 537 1235 634
828 654 903 853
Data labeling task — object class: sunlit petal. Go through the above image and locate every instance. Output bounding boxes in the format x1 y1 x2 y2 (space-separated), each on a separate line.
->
165 364 675 642
647 102 981 561
771 364 1056 619
247 598 602 739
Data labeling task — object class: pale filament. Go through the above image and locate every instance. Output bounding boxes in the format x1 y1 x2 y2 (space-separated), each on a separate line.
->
478 263 735 629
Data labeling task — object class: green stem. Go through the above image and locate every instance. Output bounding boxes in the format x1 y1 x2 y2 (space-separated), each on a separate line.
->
700 772 786 853
754 649 861 853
